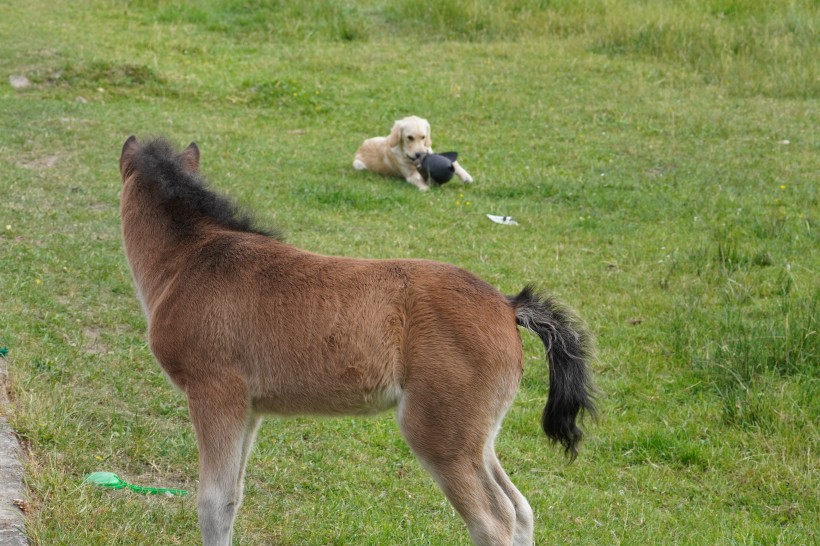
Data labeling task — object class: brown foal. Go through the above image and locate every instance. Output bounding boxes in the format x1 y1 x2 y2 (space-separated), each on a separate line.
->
119 136 596 546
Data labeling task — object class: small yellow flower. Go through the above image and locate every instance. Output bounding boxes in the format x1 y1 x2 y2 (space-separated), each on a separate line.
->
779 185 786 190
35 278 42 285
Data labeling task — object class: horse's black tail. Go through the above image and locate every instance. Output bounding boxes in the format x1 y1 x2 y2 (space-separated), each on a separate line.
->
507 285 597 460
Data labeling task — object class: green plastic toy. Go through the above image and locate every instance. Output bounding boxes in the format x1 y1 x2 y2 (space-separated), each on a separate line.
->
84 471 188 496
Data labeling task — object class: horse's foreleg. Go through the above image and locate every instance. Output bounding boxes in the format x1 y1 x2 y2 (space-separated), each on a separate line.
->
234 414 262 512
188 377 251 546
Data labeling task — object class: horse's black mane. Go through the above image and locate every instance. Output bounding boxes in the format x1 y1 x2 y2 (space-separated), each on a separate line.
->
134 138 282 239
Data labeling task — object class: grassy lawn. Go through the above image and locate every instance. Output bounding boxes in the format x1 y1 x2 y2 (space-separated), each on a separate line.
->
1 0 817 544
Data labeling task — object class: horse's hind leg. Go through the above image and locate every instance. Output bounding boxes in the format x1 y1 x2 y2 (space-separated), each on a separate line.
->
398 389 520 545
187 377 252 546
487 449 533 546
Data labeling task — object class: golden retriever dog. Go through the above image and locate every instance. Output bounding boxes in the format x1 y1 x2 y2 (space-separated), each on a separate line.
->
353 115 473 191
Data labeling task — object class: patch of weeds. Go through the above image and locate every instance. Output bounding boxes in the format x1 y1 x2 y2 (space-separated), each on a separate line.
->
386 0 504 41
750 251 775 268
151 0 374 42
60 61 162 88
709 223 778 274
681 226 780 280
241 79 330 114
290 183 406 211
615 430 710 469
589 2 818 97
674 290 818 429
31 358 67 381
480 182 558 201
720 375 781 431
26 60 173 99
715 237 749 272
724 293 818 379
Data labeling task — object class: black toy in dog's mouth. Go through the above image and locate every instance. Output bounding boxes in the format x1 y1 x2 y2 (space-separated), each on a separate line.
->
418 152 458 184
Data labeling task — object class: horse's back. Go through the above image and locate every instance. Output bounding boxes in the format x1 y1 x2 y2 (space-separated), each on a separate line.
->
147 236 522 416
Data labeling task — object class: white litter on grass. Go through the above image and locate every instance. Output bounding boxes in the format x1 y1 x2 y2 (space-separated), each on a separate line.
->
486 214 518 226
9 75 30 89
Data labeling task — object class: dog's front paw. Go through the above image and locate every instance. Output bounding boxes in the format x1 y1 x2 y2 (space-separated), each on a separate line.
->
406 174 430 191
453 162 473 184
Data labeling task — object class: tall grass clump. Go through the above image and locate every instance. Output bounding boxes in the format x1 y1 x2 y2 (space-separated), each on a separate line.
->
669 251 818 431
590 0 818 97
148 0 378 42
387 0 818 96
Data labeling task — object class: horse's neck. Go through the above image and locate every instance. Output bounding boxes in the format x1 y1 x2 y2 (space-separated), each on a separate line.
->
121 186 191 315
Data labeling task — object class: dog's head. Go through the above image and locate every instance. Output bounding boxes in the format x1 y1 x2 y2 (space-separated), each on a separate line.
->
387 116 432 162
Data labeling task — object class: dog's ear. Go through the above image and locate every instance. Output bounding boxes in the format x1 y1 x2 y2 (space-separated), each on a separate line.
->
424 119 432 149
386 120 402 148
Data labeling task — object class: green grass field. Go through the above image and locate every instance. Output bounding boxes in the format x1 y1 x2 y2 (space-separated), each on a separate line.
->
1 0 817 544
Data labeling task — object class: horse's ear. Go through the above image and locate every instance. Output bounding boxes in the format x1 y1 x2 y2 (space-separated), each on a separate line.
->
179 142 200 174
120 135 139 180
386 120 402 148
